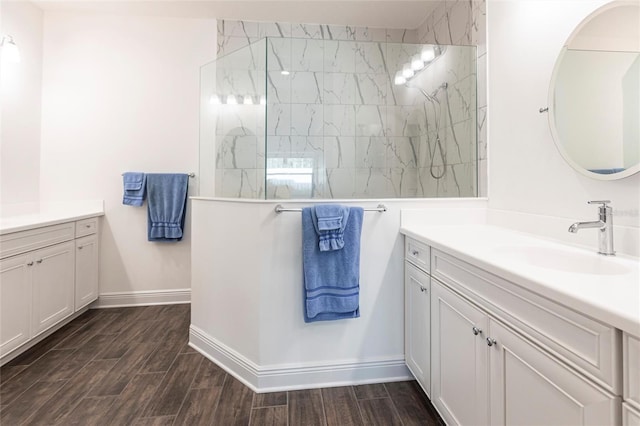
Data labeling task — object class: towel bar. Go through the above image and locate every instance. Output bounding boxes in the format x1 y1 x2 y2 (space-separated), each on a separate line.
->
121 172 195 178
275 204 387 214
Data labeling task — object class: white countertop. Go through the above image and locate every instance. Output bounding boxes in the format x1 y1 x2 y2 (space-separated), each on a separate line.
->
0 201 104 235
401 224 640 337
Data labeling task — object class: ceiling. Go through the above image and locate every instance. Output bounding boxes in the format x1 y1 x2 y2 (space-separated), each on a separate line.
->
32 0 438 29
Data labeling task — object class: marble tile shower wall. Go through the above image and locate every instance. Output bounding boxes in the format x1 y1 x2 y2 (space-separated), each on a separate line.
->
265 38 440 199
410 45 477 198
213 15 482 199
415 0 487 197
215 20 423 199
212 39 268 198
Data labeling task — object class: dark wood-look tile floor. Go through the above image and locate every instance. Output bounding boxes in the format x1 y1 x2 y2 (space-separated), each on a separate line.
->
0 305 444 426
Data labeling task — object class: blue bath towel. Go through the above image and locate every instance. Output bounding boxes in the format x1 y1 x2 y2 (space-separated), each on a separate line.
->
302 206 364 322
122 172 146 206
313 205 350 251
146 174 189 242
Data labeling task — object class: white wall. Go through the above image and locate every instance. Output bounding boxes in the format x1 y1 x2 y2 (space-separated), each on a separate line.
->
39 12 216 295
0 1 43 213
487 1 640 233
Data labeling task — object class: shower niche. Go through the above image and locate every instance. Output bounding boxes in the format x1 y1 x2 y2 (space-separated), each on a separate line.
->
199 37 477 199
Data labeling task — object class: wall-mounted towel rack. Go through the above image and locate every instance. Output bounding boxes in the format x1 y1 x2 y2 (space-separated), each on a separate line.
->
275 204 387 214
121 172 196 178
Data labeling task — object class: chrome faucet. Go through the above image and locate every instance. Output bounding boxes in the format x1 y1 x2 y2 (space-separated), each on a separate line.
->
568 200 615 256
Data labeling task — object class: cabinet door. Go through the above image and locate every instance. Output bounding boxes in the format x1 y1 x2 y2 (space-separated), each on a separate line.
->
75 234 99 310
625 333 640 411
31 241 75 337
0 254 32 357
624 403 640 426
431 279 489 426
489 319 620 425
405 262 430 396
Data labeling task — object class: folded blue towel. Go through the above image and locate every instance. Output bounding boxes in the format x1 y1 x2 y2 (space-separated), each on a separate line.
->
315 204 347 230
146 174 189 242
313 205 350 251
122 172 146 206
302 206 364 322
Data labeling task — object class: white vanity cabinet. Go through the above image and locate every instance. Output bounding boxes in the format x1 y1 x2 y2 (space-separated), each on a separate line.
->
489 318 618 425
0 253 33 356
404 238 431 396
0 216 100 364
404 234 623 425
624 333 640 425
405 262 431 396
30 240 76 337
75 233 99 311
431 279 488 425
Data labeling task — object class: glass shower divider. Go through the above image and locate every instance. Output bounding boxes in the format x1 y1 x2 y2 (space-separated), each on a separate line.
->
199 37 477 200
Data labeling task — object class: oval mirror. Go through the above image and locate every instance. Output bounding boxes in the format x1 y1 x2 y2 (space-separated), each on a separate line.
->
549 1 640 180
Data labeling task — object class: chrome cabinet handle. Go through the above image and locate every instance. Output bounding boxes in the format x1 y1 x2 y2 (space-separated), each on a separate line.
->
472 327 482 336
486 337 497 347
36 259 43 264
78 246 83 250
420 286 427 293
27 261 34 266
85 224 91 228
411 250 419 256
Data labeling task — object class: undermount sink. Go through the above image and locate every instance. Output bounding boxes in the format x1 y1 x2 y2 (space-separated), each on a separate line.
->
491 245 632 276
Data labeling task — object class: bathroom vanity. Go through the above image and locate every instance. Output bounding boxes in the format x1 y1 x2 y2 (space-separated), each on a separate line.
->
401 225 640 425
0 205 103 365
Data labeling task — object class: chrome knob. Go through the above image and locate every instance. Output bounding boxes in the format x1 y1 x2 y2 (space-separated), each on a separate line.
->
411 250 419 256
486 337 497 347
420 286 427 293
36 259 43 264
27 261 34 266
78 246 84 250
85 224 91 228
472 327 482 336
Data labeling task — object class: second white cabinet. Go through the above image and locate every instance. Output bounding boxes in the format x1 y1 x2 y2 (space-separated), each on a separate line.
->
430 279 620 426
75 234 99 311
0 215 101 364
0 253 32 356
431 279 489 425
489 318 619 425
405 262 431 396
31 241 75 337
624 333 640 425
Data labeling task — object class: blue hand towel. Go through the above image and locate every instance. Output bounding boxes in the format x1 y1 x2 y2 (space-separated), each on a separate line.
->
122 172 146 206
313 205 350 251
146 174 189 242
302 206 364 323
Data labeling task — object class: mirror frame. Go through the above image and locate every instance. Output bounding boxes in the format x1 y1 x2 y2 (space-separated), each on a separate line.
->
548 0 640 181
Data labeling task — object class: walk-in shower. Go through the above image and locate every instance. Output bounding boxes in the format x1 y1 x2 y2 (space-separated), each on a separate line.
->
199 37 477 199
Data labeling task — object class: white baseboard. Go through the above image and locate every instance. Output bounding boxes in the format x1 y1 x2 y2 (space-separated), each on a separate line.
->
92 289 191 308
189 325 412 393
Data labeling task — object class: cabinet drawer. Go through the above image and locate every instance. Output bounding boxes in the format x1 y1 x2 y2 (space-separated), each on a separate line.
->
625 333 640 411
0 223 75 260
75 218 98 237
405 238 430 272
431 248 620 393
